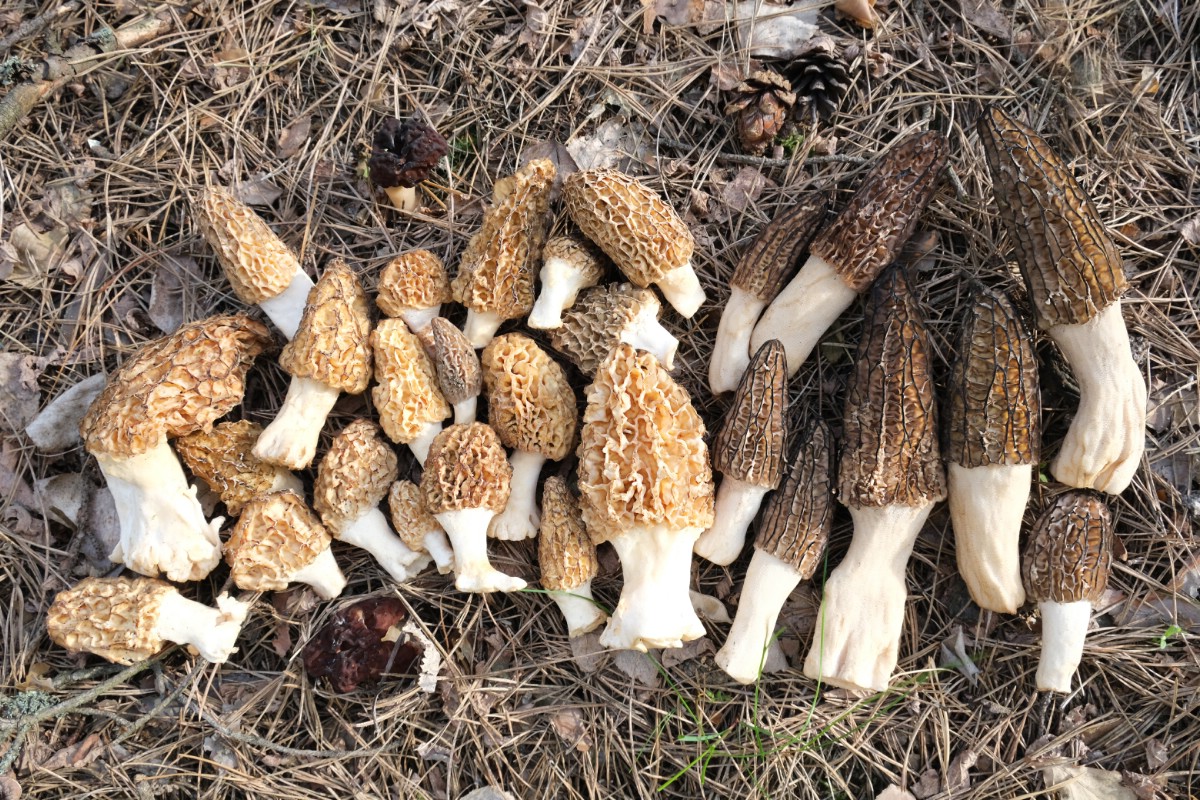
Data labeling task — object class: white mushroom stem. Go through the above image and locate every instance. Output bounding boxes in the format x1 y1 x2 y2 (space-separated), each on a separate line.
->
549 579 608 638
435 508 527 593
487 450 544 541
253 377 342 469
694 477 771 566
452 397 478 426
709 286 767 395
750 255 859 378
655 262 706 319
257 269 315 341
400 306 441 340
289 547 347 599
802 503 934 692
463 310 504 349
154 592 251 664
600 524 706 652
384 185 419 212
948 462 1029 614
529 258 594 330
1035 599 1093 693
715 548 802 684
97 441 223 583
336 507 427 583
405 421 443 466
422 530 456 574
1047 302 1147 495
621 304 679 370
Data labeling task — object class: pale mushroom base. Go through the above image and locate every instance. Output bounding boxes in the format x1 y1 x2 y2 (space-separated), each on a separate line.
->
253 376 342 470
155 592 251 664
948 462 1030 614
487 450 544 541
549 580 608 638
621 303 679 370
400 306 441 342
290 547 348 599
403 421 444 467
435 507 527 593
694 477 771 566
716 548 802 684
1035 599 1093 694
337 508 429 583
529 258 596 330
383 184 419 212
709 287 768 395
463 310 506 349
452 397 478 426
422 530 456 574
258 269 316 341
654 261 706 319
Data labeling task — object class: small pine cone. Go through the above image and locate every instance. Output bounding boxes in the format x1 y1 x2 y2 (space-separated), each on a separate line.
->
785 37 851 122
725 68 796 155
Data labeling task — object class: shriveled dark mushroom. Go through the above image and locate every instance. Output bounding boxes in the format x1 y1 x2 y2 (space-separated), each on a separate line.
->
301 597 424 692
368 115 450 212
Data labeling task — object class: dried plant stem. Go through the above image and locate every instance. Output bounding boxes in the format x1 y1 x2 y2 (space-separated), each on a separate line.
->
0 2 78 54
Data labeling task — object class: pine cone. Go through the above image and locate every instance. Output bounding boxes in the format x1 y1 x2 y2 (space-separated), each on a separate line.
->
724 69 795 155
784 37 851 122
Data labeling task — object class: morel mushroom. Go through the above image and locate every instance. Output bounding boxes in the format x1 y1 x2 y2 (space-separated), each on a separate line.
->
421 423 526 593
549 283 679 375
1023 491 1113 693
695 340 788 565
539 477 607 637
254 259 372 470
372 318 452 463
716 418 833 684
481 333 577 541
368 115 450 212
979 106 1146 495
803 264 946 692
578 344 715 651
376 250 452 342
47 576 250 665
79 314 272 582
709 196 827 395
528 235 608 329
564 169 706 318
750 130 947 379
193 186 314 340
175 420 304 516
944 287 1041 614
430 317 482 424
388 480 455 574
452 158 555 347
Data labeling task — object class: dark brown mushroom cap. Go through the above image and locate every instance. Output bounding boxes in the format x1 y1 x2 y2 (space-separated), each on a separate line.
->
80 314 274 458
538 477 599 591
977 106 1125 328
280 258 373 393
944 286 1041 469
838 263 946 507
421 422 512 515
313 419 399 534
809 130 947 293
712 339 787 487
175 420 283 515
755 418 834 579
430 317 482 405
730 193 829 301
1022 491 1113 604
368 116 450 190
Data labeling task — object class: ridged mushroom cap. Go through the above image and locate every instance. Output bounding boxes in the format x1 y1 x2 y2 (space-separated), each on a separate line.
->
430 318 482 405
313 419 399 535
368 115 450 190
712 339 788 488
376 250 452 317
193 186 303 305
388 479 443 551
839 263 946 508
175 420 285 515
280 258 372 393
80 314 273 458
481 333 577 460
731 193 829 300
543 235 608 283
538 477 599 591
563 168 694 288
1023 491 1113 604
577 344 715 544
420 422 512 514
550 283 663 376
755 418 834 579
225 491 332 592
47 576 176 665
371 319 451 444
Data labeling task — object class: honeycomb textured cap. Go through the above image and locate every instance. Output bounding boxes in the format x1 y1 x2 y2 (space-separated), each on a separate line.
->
371 319 451 444
314 419 399 535
451 159 555 320
430 318 482 405
542 235 608 284
193 186 303 305
1023 491 1113 604
280 259 373 393
838 263 946 508
47 576 174 665
731 193 829 300
80 314 274 458
421 423 512 514
225 490 332 592
713 339 788 487
550 283 660 376
388 479 443 551
539 476 599 590
756 418 834 578
577 344 714 544
377 250 452 317
481 333 577 460
978 106 1126 328
810 130 947 293
175 420 284 515
943 286 1041 468
563 168 693 288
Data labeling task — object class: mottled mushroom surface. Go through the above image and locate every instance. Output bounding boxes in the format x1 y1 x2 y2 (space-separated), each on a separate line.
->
1023 493 1114 605
312 419 399 534
376 250 452 318
175 420 292 515
193 186 302 305
755 418 834 579
279 259 373 393
481 333 577 460
225 491 333 592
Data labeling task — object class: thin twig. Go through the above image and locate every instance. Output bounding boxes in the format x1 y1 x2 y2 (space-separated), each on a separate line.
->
0 2 78 55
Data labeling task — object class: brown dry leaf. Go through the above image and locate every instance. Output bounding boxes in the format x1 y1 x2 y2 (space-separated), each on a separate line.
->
876 787 917 800
1042 765 1138 800
40 182 93 227
612 649 661 687
16 663 53 691
732 1 820 58
946 749 979 794
277 115 313 158
34 473 88 527
1179 217 1200 246
2 224 69 288
962 0 1011 40
0 353 41 433
38 733 104 771
149 256 201 334
566 118 646 171
80 485 119 573
660 636 714 668
834 0 878 27
567 631 609 673
0 775 20 800
272 621 293 658
24 373 104 453
719 167 769 216
1145 739 1168 772
235 174 283 207
549 708 592 752
911 768 940 799
518 1 547 49
690 590 731 623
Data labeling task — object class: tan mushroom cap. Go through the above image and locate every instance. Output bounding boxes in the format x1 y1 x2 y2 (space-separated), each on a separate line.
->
563 168 693 289
371 319 451 444
430 318 482 405
175 420 285 515
577 344 714 544
80 314 274 459
731 194 829 301
280 258 372 393
193 186 303 305
481 333 577 460
712 339 787 488
47 576 175 665
388 479 443 551
755 418 834 579
550 283 661 376
539 477 599 591
421 423 512 514
313 419 398 535
225 491 332 592
1023 491 1113 604
542 235 608 284
376 250 452 317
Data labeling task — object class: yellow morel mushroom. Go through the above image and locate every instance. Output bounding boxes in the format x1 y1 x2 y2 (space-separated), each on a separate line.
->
389 479 455 575
528 235 608 330
539 477 606 637
376 249 452 342
175 420 303 516
371 318 451 464
549 283 678 376
430 317 482 425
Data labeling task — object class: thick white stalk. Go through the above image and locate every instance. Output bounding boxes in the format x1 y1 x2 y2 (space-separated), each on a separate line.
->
289 547 346 599
709 287 768 395
400 305 441 340
529 259 592 329
269 469 305 497
549 579 607 637
1047 302 1147 494
803 503 933 692
423 529 455 574
622 304 678 369
1036 599 1093 693
463 310 504 349
436 507 527 593
487 450 544 541
337 507 425 582
97 441 223 583
655 261 706 319
258 269 315 341
716 548 802 684
750 255 858 377
948 462 1029 614
453 397 478 426
253 376 341 470
694 477 770 566
406 420 443 466
154 592 250 664
383 185 418 211
600 525 706 651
